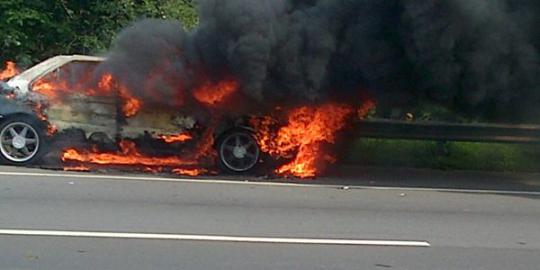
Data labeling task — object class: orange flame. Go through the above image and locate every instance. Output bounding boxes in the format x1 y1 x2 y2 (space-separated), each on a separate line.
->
32 79 68 100
34 72 141 118
144 167 163 173
119 85 142 118
252 103 353 178
32 102 57 136
193 126 217 160
62 131 217 177
159 133 193 143
172 168 208 176
99 73 142 118
62 140 197 167
33 103 48 122
275 144 322 177
0 61 20 80
47 125 58 136
98 73 114 91
63 165 90 172
193 79 238 105
357 99 376 119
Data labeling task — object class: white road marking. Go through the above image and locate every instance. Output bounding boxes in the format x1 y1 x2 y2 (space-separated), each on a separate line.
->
0 229 430 247
1 170 539 196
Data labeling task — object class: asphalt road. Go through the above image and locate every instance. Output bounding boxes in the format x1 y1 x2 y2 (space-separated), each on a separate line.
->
0 166 539 270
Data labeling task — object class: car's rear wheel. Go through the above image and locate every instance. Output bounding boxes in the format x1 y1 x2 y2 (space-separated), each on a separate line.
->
0 116 44 165
218 130 260 173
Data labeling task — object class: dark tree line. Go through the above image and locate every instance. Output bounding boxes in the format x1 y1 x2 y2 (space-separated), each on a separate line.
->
0 0 197 66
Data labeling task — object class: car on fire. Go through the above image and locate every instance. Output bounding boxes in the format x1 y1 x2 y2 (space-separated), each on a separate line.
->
0 55 261 173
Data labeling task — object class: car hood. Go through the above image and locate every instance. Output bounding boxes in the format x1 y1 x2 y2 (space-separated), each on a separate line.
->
0 78 46 116
0 90 34 116
1 78 29 99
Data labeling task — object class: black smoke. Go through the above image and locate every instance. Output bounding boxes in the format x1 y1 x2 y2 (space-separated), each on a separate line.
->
98 19 191 108
403 0 540 121
104 0 540 123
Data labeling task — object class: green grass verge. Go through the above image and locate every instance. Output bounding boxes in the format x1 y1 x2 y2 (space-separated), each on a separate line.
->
345 138 540 172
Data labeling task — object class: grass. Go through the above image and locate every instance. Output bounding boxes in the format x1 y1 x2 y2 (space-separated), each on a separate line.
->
345 138 540 172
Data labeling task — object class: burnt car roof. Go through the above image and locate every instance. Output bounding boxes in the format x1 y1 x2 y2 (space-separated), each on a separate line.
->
10 55 105 83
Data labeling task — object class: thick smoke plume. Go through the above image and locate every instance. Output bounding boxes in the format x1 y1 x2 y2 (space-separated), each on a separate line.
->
104 0 540 122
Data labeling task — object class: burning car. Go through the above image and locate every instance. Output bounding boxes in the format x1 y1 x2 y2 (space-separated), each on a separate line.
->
0 55 261 174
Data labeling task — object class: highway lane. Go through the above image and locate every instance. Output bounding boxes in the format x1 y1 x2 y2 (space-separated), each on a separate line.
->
2 237 538 270
0 166 539 269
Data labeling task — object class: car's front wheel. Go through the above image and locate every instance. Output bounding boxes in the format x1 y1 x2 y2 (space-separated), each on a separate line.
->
0 116 45 165
218 130 260 173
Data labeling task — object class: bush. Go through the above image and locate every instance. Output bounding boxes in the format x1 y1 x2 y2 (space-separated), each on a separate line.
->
0 0 198 66
346 138 540 172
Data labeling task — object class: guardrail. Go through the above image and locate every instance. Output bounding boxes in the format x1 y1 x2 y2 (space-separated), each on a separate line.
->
355 119 540 144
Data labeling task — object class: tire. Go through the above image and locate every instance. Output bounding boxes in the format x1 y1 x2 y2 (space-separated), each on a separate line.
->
0 115 46 166
217 129 261 174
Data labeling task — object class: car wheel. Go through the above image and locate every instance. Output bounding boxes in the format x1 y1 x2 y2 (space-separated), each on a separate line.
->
0 116 45 165
218 130 260 173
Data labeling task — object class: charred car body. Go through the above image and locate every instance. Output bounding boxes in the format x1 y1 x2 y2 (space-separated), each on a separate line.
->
0 55 261 173
0 80 45 165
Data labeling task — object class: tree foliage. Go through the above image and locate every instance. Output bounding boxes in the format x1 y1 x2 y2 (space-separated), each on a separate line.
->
0 0 198 66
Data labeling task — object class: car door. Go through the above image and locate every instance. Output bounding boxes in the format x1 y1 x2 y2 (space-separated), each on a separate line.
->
30 60 118 141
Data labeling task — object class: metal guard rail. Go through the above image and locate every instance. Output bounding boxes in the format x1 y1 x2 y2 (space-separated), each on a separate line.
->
355 119 540 144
